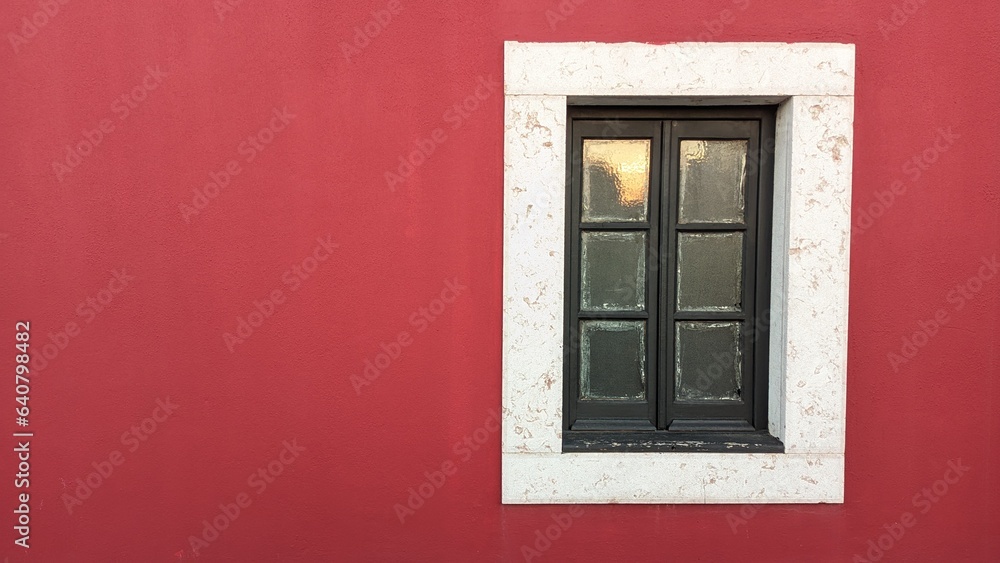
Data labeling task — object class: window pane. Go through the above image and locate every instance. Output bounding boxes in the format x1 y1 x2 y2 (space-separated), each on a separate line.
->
581 231 646 311
675 321 741 401
582 139 650 222
580 320 646 401
678 140 747 224
676 232 744 312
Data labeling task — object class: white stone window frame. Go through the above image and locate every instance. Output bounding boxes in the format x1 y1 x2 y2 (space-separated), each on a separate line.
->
502 41 855 504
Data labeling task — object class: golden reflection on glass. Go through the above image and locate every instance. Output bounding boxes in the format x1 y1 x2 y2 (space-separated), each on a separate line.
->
582 139 650 222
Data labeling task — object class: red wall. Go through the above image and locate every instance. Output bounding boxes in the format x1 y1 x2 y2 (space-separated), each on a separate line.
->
1 0 998 561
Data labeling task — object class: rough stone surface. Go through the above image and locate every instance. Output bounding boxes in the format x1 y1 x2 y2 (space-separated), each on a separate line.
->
503 42 854 504
504 453 845 504
504 42 856 97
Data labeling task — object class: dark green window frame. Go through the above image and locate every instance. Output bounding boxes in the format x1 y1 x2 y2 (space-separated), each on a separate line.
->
563 106 783 453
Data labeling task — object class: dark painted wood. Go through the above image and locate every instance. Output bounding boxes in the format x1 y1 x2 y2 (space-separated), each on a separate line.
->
563 430 784 453
563 106 777 452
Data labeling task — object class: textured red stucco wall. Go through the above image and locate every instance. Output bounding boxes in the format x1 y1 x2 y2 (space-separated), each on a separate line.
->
1 0 997 561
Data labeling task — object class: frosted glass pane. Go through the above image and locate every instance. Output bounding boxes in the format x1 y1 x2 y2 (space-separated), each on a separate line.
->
675 321 741 401
580 320 646 401
678 140 747 224
581 231 646 311
582 139 650 222
676 232 744 312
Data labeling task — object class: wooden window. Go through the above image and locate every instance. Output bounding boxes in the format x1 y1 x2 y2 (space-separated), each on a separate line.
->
564 106 782 452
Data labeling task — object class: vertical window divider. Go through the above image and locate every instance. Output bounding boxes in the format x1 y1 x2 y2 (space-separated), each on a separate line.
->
741 121 762 425
563 117 578 433
753 113 776 429
659 120 677 431
645 125 662 428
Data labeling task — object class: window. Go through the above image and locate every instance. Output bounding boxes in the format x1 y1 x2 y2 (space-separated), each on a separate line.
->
564 108 780 452
502 41 854 504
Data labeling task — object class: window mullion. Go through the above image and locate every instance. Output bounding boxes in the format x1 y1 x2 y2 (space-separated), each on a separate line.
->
657 119 677 431
645 123 662 428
